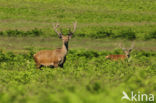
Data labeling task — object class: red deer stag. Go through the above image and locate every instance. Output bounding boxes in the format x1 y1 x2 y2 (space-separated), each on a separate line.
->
33 22 77 69
105 42 135 60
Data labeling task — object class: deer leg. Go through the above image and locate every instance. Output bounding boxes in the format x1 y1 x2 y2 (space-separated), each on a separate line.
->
36 63 43 70
39 65 44 69
59 64 64 68
54 63 59 68
49 65 54 68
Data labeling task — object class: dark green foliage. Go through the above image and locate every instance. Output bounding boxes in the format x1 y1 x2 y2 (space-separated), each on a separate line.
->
136 50 156 57
6 30 23 36
0 49 155 103
1 28 43 37
0 50 15 62
0 31 4 36
93 30 114 39
1 29 156 40
76 33 85 37
145 31 156 40
115 29 136 40
150 31 156 39
86 82 101 93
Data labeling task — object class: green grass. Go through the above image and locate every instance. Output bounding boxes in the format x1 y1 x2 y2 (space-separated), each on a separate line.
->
0 0 156 39
0 37 156 103
0 37 156 52
0 48 156 103
0 0 156 103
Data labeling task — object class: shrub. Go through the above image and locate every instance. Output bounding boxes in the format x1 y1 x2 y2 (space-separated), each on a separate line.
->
144 31 156 40
31 28 43 36
0 31 4 36
95 30 114 39
116 29 136 40
0 28 156 40
3 29 43 37
6 29 24 36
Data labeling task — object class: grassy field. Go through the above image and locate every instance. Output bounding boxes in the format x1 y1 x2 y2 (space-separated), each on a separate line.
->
0 37 156 52
0 0 156 39
0 0 156 103
0 43 156 103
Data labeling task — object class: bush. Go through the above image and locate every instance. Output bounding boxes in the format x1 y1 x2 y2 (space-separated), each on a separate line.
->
1 28 156 40
150 31 156 39
95 30 114 39
144 31 156 40
0 31 4 36
3 28 43 37
6 29 23 36
116 29 136 40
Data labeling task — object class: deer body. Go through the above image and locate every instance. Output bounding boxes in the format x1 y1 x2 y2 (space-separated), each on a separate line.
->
34 44 67 68
33 22 77 69
106 43 134 61
105 55 127 60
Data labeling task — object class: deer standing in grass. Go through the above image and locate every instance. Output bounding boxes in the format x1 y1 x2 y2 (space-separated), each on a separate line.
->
33 22 77 69
105 42 135 60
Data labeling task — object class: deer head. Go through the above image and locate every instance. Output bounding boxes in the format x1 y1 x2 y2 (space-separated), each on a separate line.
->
53 22 77 44
119 42 135 58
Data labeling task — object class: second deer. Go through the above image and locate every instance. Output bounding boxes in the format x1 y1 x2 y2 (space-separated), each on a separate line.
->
105 42 135 60
33 22 77 69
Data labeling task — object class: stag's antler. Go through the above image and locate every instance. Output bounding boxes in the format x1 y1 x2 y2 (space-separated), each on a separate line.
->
119 43 126 51
53 23 62 38
68 21 77 36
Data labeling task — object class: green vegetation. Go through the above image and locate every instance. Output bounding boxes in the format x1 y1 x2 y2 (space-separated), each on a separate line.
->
0 49 156 103
0 0 155 39
0 37 156 52
0 0 156 103
0 37 155 103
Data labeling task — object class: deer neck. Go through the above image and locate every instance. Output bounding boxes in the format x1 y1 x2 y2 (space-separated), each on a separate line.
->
125 53 130 58
61 42 68 55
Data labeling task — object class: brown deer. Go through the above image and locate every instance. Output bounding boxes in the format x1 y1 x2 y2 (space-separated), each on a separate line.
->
105 42 135 60
33 22 77 69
